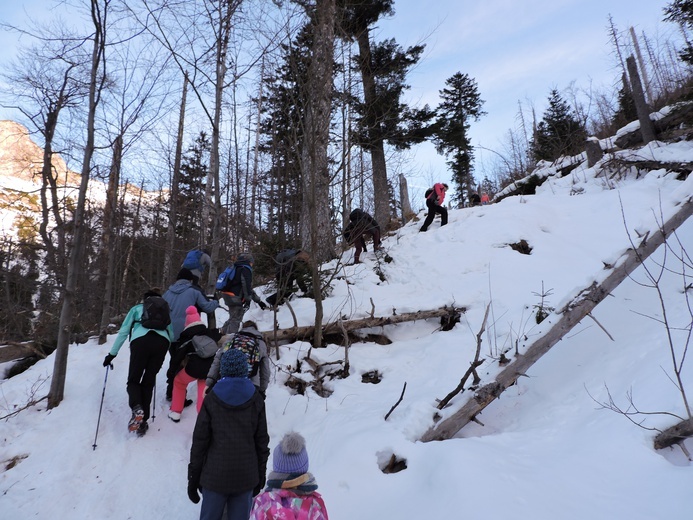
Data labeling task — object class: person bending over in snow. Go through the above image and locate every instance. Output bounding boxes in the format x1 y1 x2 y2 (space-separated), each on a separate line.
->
343 208 381 264
420 182 448 232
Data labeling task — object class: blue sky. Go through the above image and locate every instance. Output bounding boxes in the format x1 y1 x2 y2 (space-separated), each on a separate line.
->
0 0 682 189
376 0 681 185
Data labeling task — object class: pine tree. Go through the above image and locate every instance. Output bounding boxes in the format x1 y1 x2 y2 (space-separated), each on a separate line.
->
531 89 586 162
612 85 638 129
339 0 434 226
664 0 693 64
177 132 210 244
260 25 312 245
432 72 485 204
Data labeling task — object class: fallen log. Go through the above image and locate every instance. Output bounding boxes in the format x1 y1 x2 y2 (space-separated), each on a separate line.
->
614 101 693 149
263 306 463 346
0 341 47 364
654 418 693 450
420 192 693 442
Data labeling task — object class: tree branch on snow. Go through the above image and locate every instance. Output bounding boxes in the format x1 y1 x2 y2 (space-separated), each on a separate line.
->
384 382 407 421
435 303 489 410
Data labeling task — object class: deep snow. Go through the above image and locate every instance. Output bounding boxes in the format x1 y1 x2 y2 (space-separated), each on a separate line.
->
2 139 693 519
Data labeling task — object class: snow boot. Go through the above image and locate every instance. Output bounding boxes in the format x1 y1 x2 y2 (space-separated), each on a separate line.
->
168 411 181 422
128 406 145 432
136 421 149 437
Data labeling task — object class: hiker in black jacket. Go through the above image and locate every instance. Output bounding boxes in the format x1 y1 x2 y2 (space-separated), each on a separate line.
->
218 252 267 334
265 249 311 307
188 349 270 520
343 209 381 264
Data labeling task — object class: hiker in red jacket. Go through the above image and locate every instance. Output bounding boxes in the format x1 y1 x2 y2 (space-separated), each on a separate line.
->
420 183 448 232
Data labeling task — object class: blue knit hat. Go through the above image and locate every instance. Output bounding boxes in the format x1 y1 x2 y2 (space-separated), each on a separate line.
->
220 349 249 378
273 432 309 474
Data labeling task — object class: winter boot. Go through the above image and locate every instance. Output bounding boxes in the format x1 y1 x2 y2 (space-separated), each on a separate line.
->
136 421 149 437
128 406 145 432
168 411 181 423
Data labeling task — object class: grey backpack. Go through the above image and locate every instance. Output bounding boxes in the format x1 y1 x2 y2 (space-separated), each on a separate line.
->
190 335 218 359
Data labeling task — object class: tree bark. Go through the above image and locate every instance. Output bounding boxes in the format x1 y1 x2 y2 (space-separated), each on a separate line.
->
654 418 693 450
49 0 106 409
626 55 656 145
585 138 603 168
98 133 122 344
399 173 414 223
264 306 461 345
356 29 390 229
420 194 693 442
164 72 187 286
0 342 47 363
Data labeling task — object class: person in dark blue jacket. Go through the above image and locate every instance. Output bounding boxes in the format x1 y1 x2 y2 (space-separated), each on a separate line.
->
188 348 270 519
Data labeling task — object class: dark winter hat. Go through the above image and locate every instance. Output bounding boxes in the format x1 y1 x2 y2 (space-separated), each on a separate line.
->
273 432 309 474
237 252 254 264
220 348 249 378
143 288 161 299
177 268 195 281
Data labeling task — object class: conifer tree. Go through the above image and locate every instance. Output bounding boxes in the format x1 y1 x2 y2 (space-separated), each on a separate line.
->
531 89 586 162
339 0 434 226
432 72 485 204
612 85 638 129
664 0 693 64
177 132 210 244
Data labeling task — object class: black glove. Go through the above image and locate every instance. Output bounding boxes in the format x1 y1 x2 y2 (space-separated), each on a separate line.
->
253 476 266 497
187 481 200 504
258 301 268 310
103 354 116 367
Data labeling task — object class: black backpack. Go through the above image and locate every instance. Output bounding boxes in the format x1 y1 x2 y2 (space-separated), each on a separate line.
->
425 187 434 199
139 296 171 331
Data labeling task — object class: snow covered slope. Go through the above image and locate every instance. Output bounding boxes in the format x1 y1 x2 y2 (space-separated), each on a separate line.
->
2 138 693 519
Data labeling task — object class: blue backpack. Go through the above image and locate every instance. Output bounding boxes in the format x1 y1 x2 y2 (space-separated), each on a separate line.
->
182 249 204 271
215 265 237 291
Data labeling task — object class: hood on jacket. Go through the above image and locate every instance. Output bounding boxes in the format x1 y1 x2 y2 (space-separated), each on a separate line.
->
238 325 261 337
167 279 194 295
213 377 256 406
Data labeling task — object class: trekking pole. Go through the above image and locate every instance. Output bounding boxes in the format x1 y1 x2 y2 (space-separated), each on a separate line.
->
152 382 156 421
93 364 112 451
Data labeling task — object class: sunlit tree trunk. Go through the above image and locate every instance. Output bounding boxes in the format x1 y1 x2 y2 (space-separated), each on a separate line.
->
49 0 107 408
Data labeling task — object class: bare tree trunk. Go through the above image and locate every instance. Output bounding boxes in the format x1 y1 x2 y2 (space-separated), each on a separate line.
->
98 133 122 344
49 0 106 408
38 110 67 290
356 29 390 228
399 173 413 224
164 72 188 285
301 0 336 348
626 55 656 145
119 182 145 308
630 26 652 105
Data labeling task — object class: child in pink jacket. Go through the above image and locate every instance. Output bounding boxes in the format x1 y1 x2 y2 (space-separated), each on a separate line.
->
250 432 328 520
